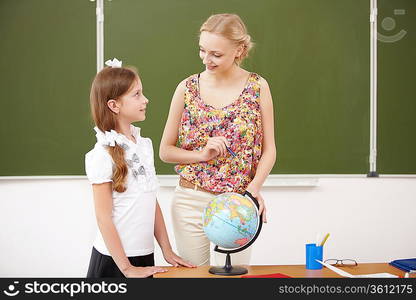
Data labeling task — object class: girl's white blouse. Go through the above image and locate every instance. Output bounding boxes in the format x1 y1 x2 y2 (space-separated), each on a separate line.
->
85 125 159 256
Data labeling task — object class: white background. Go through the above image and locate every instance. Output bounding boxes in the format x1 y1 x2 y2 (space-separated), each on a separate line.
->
0 176 415 277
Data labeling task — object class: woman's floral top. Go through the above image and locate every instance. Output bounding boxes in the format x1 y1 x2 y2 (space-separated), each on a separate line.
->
174 72 263 194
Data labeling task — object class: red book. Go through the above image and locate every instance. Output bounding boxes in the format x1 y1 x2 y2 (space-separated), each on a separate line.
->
241 273 292 278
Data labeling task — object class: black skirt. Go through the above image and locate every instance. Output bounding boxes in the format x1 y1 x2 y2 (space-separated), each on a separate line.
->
86 247 155 278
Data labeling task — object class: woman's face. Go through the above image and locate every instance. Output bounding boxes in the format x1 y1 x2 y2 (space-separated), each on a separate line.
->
199 31 241 74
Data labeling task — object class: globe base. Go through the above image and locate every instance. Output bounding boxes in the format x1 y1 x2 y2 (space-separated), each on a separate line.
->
208 252 248 276
209 265 248 276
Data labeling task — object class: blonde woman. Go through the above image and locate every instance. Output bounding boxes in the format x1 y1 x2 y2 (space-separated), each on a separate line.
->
160 14 276 266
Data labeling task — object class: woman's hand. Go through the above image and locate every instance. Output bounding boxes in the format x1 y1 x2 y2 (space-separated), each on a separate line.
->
162 248 196 268
246 182 267 223
123 265 168 278
199 136 229 161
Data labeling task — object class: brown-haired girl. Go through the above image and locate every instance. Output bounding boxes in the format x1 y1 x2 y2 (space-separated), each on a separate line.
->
85 58 194 278
160 14 276 266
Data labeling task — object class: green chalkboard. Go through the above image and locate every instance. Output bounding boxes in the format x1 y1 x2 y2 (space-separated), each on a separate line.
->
377 0 416 174
0 0 96 176
1 0 414 176
105 0 370 174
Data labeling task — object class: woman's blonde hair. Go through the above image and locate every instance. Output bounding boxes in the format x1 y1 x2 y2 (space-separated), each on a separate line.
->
89 66 138 192
200 13 253 64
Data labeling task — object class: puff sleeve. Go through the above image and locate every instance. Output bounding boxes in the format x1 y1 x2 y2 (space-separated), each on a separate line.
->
85 146 114 184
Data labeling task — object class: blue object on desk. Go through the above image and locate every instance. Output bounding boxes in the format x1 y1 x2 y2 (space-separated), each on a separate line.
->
306 243 323 270
390 258 416 272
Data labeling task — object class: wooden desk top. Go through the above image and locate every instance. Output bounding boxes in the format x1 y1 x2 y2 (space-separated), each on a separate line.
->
154 263 405 278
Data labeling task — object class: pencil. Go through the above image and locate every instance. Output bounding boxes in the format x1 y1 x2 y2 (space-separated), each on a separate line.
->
320 233 330 246
226 146 237 157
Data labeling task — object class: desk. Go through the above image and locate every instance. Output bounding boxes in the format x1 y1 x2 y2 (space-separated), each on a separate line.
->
154 263 405 278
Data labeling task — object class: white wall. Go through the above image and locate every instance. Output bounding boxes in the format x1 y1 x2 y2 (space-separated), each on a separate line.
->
0 176 415 277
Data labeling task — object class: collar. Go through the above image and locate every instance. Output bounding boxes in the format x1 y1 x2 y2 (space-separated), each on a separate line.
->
94 125 141 147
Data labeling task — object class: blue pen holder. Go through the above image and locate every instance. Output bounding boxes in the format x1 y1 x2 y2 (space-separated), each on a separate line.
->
306 243 323 270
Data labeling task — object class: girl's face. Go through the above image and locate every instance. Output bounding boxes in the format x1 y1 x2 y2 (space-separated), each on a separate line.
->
199 31 241 74
118 78 149 123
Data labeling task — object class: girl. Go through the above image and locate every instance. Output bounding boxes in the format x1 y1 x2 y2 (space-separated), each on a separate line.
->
159 14 276 266
85 58 194 278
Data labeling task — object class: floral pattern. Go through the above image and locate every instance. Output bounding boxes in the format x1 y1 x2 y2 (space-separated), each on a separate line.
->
175 73 263 194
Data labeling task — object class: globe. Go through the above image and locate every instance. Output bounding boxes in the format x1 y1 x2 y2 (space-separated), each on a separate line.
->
202 192 263 275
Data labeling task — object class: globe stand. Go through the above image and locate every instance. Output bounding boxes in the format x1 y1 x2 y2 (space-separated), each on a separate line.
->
209 252 248 276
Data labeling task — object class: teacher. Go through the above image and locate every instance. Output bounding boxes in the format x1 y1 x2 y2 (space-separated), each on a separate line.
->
159 13 276 266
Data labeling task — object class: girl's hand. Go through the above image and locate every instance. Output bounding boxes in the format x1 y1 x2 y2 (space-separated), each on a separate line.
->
199 136 229 161
246 182 267 223
163 248 196 268
123 265 168 278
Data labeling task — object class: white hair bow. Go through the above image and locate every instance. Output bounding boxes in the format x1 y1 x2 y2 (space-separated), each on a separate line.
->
105 58 122 68
94 127 124 147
